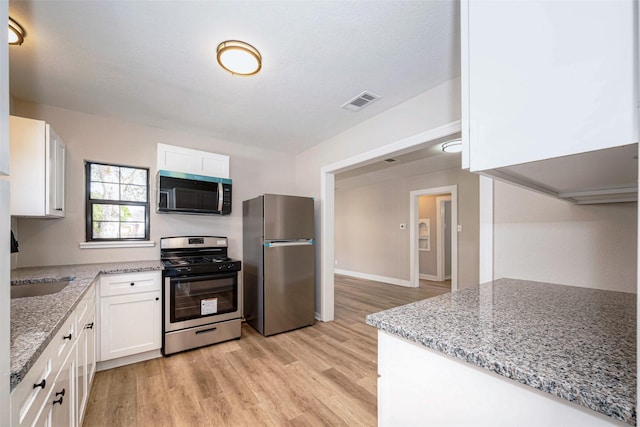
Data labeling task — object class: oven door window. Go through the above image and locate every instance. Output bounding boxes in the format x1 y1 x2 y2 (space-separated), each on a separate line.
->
170 273 237 323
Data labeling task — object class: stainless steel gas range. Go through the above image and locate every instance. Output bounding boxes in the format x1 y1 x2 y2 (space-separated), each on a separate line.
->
160 236 242 355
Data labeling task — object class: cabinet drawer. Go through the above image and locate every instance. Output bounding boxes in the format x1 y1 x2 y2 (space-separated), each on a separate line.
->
51 311 76 377
10 345 54 426
100 271 161 297
76 281 96 325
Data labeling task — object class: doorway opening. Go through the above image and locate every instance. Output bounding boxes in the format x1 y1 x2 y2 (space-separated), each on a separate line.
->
410 186 457 291
319 121 462 321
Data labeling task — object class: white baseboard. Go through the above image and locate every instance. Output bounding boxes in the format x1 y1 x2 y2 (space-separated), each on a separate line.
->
96 349 161 372
419 273 439 281
335 269 414 288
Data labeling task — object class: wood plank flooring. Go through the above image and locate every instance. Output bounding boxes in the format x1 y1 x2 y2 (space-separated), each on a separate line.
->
82 275 449 427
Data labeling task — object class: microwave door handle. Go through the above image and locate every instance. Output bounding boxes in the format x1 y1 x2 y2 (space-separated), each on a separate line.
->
217 182 223 212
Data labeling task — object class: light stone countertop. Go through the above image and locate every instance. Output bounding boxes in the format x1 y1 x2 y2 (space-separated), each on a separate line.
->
365 278 637 426
10 261 163 391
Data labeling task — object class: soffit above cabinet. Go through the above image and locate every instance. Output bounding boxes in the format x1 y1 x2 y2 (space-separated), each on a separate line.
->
487 144 638 205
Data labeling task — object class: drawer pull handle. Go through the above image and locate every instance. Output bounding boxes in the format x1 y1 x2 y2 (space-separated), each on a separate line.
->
33 379 46 390
195 327 217 335
130 282 135 286
55 388 65 397
55 208 63 211
155 297 159 301
85 322 94 330
63 333 72 340
52 396 64 405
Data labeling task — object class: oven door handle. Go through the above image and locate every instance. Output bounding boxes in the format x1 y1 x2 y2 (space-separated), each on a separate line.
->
168 272 238 283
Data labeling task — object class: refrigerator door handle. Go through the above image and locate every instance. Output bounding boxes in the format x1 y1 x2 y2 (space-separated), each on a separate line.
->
265 240 314 248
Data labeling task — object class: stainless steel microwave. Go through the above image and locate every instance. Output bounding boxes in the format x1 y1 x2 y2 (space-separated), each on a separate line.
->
157 170 232 215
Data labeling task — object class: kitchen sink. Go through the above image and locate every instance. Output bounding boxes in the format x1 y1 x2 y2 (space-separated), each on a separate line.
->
11 279 72 299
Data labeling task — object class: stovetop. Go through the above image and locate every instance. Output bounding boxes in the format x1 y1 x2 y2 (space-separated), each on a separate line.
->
161 236 241 276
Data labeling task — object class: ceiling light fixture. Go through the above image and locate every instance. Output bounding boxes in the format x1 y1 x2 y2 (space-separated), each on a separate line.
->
441 138 462 153
216 40 262 76
8 17 25 45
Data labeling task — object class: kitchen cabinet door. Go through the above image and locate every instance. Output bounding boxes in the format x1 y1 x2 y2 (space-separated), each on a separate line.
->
32 349 75 427
76 306 95 425
157 142 229 178
462 0 637 171
0 1 8 176
9 115 66 217
48 127 66 216
100 291 161 361
50 350 75 427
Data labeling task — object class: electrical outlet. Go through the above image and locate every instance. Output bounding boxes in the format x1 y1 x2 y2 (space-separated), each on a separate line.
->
400 223 406 230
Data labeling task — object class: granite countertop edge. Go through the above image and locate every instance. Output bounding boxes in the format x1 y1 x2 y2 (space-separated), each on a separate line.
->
366 317 630 422
10 260 163 391
365 279 636 426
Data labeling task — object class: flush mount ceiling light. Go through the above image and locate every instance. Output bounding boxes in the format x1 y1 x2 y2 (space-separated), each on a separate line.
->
8 17 25 45
441 138 462 153
216 40 262 76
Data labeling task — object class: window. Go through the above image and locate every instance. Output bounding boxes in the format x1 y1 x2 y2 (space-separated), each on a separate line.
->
85 161 150 241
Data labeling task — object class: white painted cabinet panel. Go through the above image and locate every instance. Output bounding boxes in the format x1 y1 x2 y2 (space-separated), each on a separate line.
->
378 331 625 426
9 115 66 217
10 282 95 427
49 350 74 427
100 292 161 361
462 0 638 203
99 271 162 362
157 142 229 178
0 1 9 176
76 288 96 426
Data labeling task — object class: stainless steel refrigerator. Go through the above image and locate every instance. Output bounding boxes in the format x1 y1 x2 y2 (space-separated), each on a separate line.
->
243 194 315 336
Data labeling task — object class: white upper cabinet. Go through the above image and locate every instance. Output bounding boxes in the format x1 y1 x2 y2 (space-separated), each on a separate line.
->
0 2 8 176
157 142 229 178
462 0 638 204
9 115 66 216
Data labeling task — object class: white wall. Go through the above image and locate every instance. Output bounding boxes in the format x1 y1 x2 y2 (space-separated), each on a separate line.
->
12 101 297 267
493 180 637 293
295 78 462 313
295 79 462 198
334 167 479 289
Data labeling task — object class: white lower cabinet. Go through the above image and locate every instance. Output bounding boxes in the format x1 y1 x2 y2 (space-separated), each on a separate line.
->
76 296 96 424
99 271 161 361
378 330 625 426
50 349 75 427
31 348 75 427
10 281 96 427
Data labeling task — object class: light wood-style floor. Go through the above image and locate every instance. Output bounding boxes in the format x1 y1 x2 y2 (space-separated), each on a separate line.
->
83 275 450 427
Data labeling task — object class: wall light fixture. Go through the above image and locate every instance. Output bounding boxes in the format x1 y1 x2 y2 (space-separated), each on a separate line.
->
8 17 25 45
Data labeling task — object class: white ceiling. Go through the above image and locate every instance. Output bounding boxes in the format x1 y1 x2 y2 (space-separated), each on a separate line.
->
8 1 460 154
335 132 462 188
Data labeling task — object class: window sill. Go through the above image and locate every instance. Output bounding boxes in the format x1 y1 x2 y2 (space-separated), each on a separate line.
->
79 240 156 249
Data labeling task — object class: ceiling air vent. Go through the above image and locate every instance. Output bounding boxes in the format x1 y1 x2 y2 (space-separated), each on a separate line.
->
341 91 381 112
